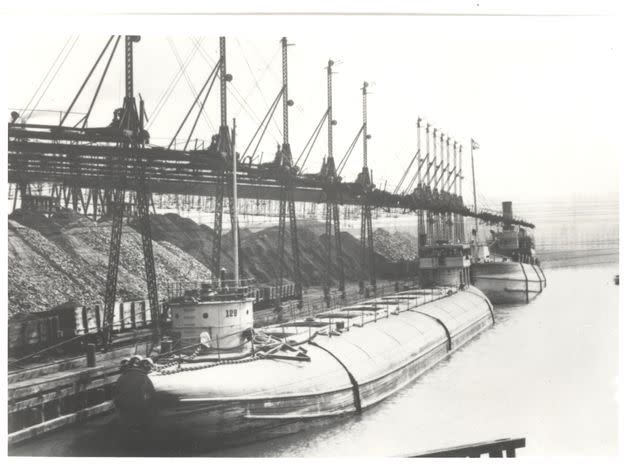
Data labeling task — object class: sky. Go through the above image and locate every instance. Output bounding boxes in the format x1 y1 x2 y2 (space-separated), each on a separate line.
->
4 14 624 217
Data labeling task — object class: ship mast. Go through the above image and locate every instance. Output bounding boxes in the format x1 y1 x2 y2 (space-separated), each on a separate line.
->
471 138 480 242
417 117 425 246
452 139 459 242
219 37 229 149
324 59 334 302
232 118 239 286
458 143 464 241
417 117 426 287
439 132 445 240
431 127 438 243
446 135 452 242
425 123 432 245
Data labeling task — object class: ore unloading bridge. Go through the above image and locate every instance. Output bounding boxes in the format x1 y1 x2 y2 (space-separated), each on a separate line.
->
8 35 533 349
8 123 532 220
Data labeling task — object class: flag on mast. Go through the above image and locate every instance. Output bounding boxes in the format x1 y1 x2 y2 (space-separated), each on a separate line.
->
471 139 480 150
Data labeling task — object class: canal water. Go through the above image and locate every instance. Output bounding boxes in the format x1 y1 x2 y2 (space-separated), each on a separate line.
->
9 263 618 457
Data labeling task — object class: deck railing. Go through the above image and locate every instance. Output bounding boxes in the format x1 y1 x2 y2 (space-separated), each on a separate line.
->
165 278 256 301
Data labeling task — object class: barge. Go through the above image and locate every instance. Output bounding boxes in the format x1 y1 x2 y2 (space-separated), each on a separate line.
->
114 247 494 448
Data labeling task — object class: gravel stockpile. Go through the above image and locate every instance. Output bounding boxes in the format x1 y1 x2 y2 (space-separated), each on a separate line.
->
8 220 102 315
148 214 397 287
8 209 212 317
8 209 414 316
373 228 418 261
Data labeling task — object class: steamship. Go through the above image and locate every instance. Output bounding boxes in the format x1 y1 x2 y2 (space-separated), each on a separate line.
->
470 201 546 304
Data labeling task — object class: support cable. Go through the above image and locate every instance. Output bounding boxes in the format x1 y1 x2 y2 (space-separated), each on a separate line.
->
230 88 282 144
79 36 121 128
393 150 419 194
60 35 114 126
295 107 329 172
405 151 430 196
167 37 214 132
20 36 74 121
336 124 364 176
236 38 283 138
25 35 80 123
249 93 283 164
168 59 220 149
403 171 419 195
183 64 220 150
240 86 284 161
192 36 282 143
148 37 205 128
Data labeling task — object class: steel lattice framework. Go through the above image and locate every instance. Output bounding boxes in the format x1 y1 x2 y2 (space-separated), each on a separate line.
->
322 59 346 305
101 36 160 347
7 34 536 337
359 82 376 293
274 37 303 311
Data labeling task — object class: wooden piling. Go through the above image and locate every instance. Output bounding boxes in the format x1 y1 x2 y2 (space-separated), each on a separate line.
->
86 343 96 367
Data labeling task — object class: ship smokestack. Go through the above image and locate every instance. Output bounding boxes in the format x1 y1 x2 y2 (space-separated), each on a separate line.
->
502 201 513 231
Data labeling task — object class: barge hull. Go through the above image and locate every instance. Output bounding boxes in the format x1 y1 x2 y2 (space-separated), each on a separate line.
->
115 287 494 449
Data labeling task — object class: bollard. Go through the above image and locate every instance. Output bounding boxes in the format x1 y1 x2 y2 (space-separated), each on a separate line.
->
161 338 173 354
86 343 96 367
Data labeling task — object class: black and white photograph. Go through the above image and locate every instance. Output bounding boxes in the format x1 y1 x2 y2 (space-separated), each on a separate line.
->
2 0 626 463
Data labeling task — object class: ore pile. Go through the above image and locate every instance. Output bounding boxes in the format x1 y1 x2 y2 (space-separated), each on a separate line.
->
8 209 415 316
236 224 381 286
147 213 389 286
373 228 418 261
8 209 212 317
